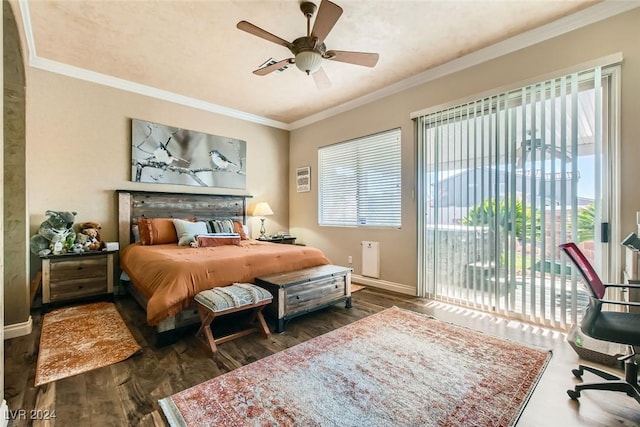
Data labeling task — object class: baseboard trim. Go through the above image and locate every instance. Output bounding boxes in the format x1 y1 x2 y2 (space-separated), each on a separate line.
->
1 399 8 427
351 275 416 296
4 316 33 340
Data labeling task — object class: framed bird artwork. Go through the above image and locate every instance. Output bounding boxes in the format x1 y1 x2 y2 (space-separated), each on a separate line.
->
131 119 246 189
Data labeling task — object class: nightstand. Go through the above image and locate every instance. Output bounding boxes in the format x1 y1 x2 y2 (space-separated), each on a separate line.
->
40 250 117 306
257 235 296 245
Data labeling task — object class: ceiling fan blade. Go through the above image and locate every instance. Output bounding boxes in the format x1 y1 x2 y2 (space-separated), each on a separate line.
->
311 0 343 45
253 58 294 76
326 50 379 68
237 21 293 49
312 67 331 90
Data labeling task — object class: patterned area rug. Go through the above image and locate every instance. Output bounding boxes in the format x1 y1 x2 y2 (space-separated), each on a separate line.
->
160 307 551 426
35 302 141 386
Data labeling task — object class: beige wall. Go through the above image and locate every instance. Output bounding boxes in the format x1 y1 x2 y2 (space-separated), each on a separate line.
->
290 8 640 291
26 69 290 233
23 70 290 302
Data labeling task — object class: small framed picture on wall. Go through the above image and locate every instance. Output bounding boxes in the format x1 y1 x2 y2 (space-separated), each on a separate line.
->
296 166 311 192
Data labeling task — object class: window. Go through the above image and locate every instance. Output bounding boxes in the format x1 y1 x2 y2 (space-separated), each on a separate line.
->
318 128 401 227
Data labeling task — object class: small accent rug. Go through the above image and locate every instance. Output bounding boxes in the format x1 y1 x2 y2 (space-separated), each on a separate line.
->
35 302 141 386
160 306 551 426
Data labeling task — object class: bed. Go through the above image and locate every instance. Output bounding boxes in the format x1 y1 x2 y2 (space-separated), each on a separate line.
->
117 190 330 344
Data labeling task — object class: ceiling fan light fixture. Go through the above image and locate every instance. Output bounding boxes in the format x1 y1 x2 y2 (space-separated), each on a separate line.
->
238 0 378 81
295 50 323 75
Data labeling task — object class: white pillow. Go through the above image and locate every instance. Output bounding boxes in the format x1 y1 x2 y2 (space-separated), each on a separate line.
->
173 219 208 246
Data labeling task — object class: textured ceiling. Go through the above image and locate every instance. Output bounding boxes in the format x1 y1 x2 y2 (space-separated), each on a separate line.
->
20 0 606 126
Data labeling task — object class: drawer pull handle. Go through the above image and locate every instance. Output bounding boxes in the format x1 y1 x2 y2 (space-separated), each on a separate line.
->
77 267 83 270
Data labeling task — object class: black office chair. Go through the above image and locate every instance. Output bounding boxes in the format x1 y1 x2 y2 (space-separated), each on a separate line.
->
559 242 640 403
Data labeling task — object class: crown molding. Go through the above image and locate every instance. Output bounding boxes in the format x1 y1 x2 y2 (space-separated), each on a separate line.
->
289 1 640 129
18 0 290 130
29 56 291 130
19 0 640 131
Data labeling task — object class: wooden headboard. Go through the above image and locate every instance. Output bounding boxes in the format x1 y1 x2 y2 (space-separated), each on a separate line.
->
117 190 252 250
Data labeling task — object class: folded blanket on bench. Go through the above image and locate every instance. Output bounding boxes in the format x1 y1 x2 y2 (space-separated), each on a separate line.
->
194 283 272 312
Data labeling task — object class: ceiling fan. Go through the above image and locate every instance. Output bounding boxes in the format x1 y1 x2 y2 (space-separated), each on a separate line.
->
237 0 379 87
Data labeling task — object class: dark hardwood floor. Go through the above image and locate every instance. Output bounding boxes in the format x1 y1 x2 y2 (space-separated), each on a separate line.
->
5 287 640 426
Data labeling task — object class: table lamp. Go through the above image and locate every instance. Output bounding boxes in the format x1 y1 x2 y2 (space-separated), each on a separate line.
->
253 202 274 239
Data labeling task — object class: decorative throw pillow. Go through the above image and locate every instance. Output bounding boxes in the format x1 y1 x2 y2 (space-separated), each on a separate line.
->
137 217 180 246
173 219 208 246
195 233 241 247
233 221 248 240
204 219 248 240
206 219 235 234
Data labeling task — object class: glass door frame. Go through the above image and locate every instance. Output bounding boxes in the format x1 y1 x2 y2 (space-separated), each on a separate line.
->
416 64 622 330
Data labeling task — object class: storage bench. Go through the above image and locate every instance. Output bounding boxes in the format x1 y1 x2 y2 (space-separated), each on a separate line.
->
255 265 352 332
194 283 273 354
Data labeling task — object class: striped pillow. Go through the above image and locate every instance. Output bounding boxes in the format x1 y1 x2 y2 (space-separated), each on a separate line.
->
206 219 235 234
206 219 248 240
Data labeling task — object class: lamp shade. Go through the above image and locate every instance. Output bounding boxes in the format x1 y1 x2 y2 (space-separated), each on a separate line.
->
295 50 322 75
252 202 274 217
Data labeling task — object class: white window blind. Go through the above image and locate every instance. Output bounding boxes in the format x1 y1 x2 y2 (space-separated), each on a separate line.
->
415 66 615 330
318 128 401 227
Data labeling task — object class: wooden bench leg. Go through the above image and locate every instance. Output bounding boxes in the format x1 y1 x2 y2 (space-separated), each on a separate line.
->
196 300 272 355
197 305 218 353
255 307 270 338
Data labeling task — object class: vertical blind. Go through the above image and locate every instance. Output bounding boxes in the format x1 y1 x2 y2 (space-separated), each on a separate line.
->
318 128 401 228
415 67 608 329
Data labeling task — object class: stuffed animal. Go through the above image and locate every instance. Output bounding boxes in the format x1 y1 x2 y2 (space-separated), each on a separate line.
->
29 210 77 256
76 222 104 251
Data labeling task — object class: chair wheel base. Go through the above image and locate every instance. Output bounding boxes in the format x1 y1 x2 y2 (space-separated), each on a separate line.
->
567 389 581 400
572 368 583 378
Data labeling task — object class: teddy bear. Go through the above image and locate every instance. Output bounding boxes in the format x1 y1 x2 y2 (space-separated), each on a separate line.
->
29 210 77 256
76 221 104 252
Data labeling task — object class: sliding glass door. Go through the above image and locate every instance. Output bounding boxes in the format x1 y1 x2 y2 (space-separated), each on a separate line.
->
416 66 617 329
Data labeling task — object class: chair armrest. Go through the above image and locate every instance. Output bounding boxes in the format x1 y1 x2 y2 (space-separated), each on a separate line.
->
600 299 640 307
604 283 640 290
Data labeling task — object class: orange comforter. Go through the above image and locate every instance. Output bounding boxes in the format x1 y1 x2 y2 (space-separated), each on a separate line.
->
120 240 331 325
